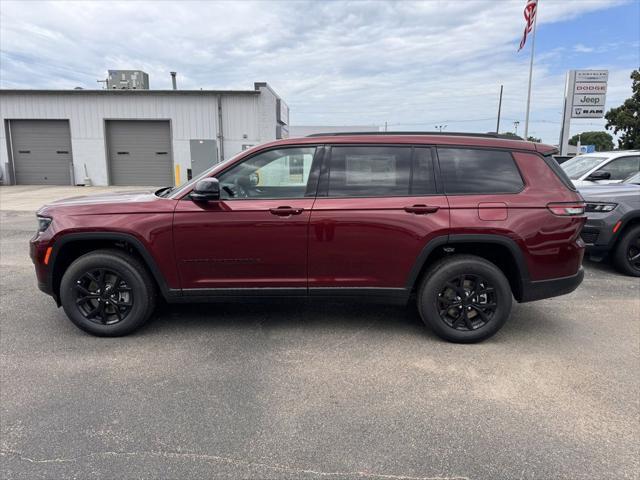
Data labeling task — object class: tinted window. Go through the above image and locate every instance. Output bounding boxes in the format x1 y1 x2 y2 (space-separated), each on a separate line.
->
327 146 411 197
438 148 524 194
412 148 437 195
597 156 640 181
217 147 316 199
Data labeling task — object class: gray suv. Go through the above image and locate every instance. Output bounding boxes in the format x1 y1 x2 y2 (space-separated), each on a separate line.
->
579 172 640 276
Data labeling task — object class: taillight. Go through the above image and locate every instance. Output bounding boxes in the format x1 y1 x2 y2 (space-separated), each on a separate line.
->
547 202 585 216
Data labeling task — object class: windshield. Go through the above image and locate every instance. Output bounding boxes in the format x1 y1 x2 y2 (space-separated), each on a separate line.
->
623 171 640 185
561 155 606 180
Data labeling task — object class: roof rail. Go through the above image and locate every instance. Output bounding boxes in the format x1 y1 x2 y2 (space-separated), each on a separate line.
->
305 131 525 140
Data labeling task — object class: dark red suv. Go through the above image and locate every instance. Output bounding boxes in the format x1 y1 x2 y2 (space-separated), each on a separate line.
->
30 133 586 342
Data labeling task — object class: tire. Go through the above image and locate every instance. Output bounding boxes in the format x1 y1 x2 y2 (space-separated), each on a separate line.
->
417 254 513 343
60 249 156 336
613 225 640 277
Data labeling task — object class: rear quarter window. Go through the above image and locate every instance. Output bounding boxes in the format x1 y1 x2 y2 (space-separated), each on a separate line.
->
437 147 524 194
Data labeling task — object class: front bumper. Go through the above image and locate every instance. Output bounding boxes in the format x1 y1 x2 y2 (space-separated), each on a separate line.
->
30 233 56 300
580 212 621 252
519 267 584 302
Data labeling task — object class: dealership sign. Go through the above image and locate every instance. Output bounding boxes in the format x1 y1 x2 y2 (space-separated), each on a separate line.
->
559 69 609 155
570 70 608 119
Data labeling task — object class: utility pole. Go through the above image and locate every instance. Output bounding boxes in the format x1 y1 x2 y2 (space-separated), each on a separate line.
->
496 85 503 134
513 120 520 136
435 125 447 133
384 121 388 132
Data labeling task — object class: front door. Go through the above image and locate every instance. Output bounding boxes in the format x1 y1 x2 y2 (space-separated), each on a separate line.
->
173 146 320 292
308 145 450 293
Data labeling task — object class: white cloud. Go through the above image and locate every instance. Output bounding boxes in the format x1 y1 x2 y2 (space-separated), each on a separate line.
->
0 0 636 143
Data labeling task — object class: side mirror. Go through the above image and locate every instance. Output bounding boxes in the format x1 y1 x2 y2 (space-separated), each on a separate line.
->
191 177 220 202
586 170 611 181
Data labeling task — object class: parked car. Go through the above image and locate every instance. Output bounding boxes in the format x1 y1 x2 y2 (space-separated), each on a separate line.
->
579 171 640 276
30 133 586 343
561 150 640 187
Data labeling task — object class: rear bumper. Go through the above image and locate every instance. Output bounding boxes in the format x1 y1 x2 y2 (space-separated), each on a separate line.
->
519 267 584 303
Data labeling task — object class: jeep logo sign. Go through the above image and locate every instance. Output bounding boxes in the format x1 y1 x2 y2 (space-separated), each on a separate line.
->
573 94 606 106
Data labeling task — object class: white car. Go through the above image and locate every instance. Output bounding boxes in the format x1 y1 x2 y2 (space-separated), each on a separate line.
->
561 150 640 187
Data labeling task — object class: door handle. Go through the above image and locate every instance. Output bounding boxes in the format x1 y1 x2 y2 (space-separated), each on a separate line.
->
269 206 304 216
404 204 439 215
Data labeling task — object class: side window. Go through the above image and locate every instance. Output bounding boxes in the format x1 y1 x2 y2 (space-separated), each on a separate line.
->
437 148 524 194
598 156 640 181
412 148 437 195
217 147 316 199
327 146 411 197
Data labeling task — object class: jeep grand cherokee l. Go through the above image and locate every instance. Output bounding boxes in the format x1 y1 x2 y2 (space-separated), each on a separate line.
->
30 133 586 343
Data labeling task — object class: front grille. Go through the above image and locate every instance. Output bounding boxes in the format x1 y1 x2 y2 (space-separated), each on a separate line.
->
580 230 599 245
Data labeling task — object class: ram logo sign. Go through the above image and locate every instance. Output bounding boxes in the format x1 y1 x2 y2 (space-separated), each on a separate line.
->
573 106 606 118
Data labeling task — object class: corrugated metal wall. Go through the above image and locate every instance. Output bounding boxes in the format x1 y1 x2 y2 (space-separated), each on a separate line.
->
0 91 269 186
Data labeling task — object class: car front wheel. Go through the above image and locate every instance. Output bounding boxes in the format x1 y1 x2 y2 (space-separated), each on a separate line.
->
613 225 640 277
417 255 512 343
60 249 156 336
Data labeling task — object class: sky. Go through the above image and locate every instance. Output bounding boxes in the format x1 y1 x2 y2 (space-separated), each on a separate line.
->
1 0 638 144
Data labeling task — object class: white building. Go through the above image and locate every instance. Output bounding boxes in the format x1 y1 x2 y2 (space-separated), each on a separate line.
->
0 82 289 186
289 125 379 137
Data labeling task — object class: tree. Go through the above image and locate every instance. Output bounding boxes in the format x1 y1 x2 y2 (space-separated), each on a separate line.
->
568 131 614 151
527 136 541 143
502 132 523 140
605 69 640 149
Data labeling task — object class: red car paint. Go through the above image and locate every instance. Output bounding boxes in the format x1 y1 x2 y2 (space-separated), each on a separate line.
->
31 134 585 304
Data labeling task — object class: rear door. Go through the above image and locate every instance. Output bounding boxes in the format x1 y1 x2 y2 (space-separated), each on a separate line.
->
308 145 449 293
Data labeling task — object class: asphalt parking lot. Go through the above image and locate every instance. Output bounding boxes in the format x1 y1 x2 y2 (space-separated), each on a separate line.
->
1 189 639 479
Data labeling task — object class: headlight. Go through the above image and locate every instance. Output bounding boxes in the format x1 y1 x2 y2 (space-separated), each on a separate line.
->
36 215 52 232
585 203 617 213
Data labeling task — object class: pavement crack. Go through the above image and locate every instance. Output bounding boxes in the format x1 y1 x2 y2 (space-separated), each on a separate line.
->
0 449 468 479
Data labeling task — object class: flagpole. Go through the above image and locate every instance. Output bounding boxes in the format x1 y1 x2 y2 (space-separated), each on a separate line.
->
523 2 538 139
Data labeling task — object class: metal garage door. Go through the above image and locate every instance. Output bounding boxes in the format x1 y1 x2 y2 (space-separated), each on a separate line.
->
9 120 72 185
106 120 173 186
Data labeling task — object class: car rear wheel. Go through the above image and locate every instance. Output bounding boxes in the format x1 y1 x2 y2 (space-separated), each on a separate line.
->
60 249 156 336
613 225 640 277
417 255 512 343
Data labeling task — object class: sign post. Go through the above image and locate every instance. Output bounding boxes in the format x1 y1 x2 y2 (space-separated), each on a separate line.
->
558 70 608 155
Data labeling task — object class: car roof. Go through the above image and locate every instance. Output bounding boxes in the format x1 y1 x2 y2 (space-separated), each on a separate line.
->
576 150 640 159
258 133 558 155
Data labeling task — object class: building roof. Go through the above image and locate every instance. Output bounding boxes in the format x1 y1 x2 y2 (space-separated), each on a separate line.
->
0 88 260 96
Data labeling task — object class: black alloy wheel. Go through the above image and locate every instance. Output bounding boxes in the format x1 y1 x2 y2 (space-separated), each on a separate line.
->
417 254 512 343
626 235 640 272
436 274 497 331
613 225 640 277
60 250 156 336
74 268 133 325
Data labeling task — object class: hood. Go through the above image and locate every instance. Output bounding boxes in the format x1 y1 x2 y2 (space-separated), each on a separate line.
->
579 184 640 202
36 189 175 217
45 189 156 207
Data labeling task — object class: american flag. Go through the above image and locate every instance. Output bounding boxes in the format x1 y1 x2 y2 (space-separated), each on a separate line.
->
518 0 538 51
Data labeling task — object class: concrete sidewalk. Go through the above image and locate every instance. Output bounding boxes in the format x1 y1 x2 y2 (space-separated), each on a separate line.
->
0 185 156 212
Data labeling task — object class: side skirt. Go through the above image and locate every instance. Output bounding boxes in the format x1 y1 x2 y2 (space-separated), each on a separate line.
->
167 287 410 305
